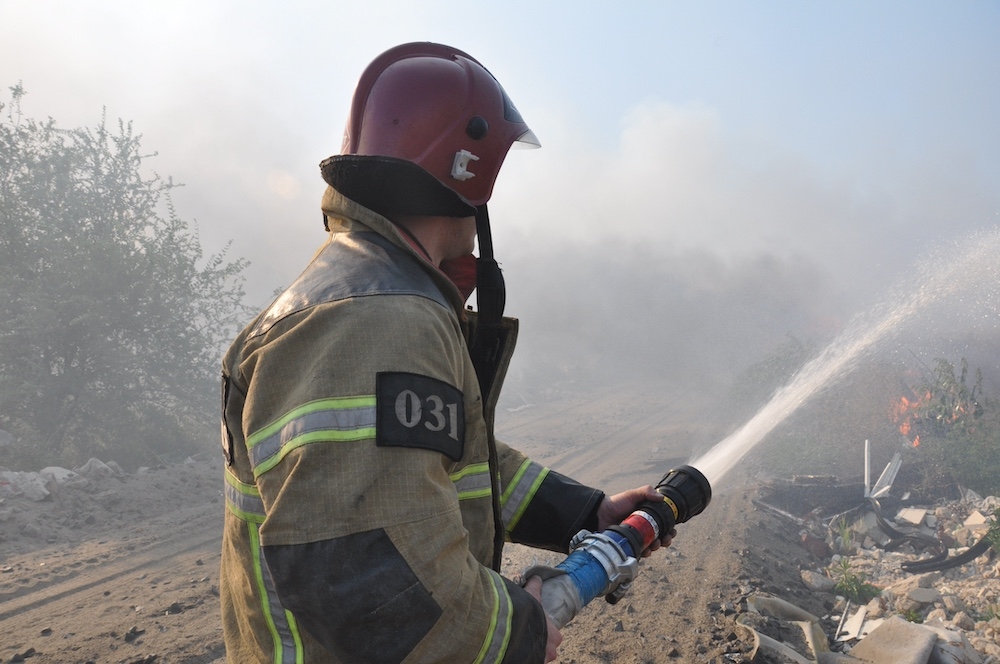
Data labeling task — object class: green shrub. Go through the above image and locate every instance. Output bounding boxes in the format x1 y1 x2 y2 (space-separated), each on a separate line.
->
905 359 1000 496
987 508 1000 554
0 86 250 471
830 558 880 604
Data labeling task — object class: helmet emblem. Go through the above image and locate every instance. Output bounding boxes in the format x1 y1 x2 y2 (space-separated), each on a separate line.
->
451 149 480 182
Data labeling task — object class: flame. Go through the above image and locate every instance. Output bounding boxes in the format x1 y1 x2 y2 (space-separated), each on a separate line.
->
891 391 930 448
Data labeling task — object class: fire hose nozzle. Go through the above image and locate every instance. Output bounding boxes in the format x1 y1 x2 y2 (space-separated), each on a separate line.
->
654 464 712 525
529 465 712 627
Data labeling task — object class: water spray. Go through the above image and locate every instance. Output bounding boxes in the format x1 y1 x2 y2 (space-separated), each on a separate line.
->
526 465 711 628
526 230 1000 629
692 227 1000 488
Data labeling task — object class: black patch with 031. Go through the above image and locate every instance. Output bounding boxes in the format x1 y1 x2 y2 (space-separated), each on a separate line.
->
376 372 465 461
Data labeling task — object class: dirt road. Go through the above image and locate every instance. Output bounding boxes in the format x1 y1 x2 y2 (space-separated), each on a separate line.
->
1 463 226 664
1 385 795 663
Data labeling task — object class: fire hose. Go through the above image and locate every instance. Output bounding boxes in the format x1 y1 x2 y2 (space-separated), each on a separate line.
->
523 465 712 628
867 496 994 574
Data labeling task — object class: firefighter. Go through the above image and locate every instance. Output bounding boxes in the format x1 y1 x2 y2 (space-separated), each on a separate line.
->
220 42 675 664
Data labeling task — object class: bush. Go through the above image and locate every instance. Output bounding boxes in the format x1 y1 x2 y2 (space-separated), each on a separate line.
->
904 358 1000 496
0 84 250 470
830 558 880 604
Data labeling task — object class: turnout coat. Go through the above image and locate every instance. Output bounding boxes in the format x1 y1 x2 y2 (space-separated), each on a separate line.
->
220 186 604 664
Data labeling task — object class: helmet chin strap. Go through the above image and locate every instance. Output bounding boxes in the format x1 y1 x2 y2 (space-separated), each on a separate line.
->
469 204 507 408
472 203 510 573
475 204 505 326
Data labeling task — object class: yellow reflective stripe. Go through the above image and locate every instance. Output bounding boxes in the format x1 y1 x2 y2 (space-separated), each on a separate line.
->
247 396 377 478
500 461 549 533
248 521 303 664
500 460 531 507
248 396 377 447
225 471 265 523
458 488 492 500
450 462 490 481
450 462 492 500
472 571 512 664
253 429 375 478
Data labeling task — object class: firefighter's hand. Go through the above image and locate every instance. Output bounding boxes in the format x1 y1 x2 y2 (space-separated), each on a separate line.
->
596 486 677 557
524 576 562 662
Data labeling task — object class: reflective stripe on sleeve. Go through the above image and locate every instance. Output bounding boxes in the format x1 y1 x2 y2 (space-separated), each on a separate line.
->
473 570 513 664
450 462 492 500
225 470 266 523
247 520 304 664
500 460 549 533
247 397 377 477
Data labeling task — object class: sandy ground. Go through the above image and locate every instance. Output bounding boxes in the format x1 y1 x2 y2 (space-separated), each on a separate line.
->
0 461 226 664
0 384 820 663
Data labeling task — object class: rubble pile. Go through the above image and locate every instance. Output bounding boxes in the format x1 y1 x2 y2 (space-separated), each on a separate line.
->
0 456 221 556
755 477 999 664
818 495 1000 661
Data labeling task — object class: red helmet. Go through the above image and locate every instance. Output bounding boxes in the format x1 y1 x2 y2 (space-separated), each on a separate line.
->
340 42 539 207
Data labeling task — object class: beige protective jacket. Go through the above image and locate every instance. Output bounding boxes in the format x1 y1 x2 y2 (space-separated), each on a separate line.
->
220 187 603 664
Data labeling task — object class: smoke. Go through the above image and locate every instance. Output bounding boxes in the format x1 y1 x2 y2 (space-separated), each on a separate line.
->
490 102 1000 406
3 3 996 403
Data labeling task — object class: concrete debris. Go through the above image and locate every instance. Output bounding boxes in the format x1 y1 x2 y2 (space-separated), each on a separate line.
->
39 466 89 488
898 508 930 526
0 457 221 559
849 616 939 664
923 622 986 664
75 457 123 479
891 572 942 594
964 511 990 531
755 475 999 663
743 597 991 664
908 587 943 605
852 510 892 547
827 512 998 660
802 569 837 592
0 470 52 501
0 461 129 516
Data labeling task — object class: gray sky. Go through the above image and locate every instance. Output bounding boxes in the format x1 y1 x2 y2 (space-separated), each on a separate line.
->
3 1 999 398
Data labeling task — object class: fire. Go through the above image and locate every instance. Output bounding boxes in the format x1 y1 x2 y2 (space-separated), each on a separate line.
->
890 359 983 449
891 391 930 448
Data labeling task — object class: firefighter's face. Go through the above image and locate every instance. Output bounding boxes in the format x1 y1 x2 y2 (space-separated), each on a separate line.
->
444 215 477 260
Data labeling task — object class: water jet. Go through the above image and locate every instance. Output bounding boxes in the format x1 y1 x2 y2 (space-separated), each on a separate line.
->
692 228 1000 487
